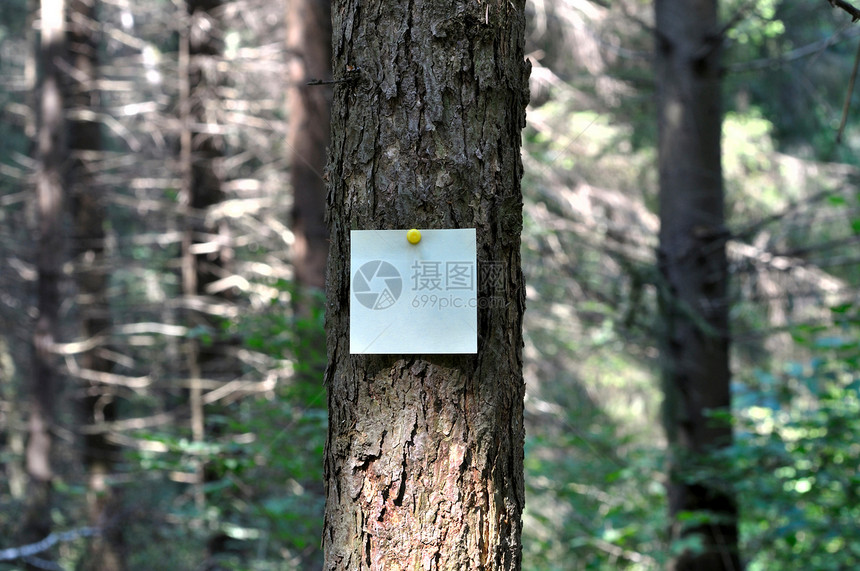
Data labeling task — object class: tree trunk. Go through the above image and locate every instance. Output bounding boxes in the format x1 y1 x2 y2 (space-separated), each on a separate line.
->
180 3 247 565
286 0 331 395
323 1 530 569
67 0 126 568
287 0 331 291
654 1 740 569
178 0 227 516
181 0 228 299
22 0 66 552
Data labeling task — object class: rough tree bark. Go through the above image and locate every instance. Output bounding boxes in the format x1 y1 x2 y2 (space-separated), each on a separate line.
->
323 0 530 569
21 0 67 551
67 0 126 568
654 0 740 569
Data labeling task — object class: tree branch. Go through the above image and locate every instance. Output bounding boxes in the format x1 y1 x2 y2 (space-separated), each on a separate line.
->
0 528 100 561
829 0 860 22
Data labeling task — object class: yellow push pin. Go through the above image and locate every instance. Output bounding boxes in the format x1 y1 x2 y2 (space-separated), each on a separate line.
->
406 229 421 244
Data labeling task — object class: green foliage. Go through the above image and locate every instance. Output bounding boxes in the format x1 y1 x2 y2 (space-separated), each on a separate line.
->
723 0 785 46
115 278 327 569
214 283 327 567
727 2 860 164
524 427 668 570
725 308 860 569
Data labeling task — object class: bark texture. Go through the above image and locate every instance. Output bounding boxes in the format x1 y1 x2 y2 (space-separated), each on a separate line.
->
654 1 740 569
323 1 530 569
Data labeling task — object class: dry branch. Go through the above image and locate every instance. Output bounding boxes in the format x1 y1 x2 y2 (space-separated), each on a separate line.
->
828 0 860 21
0 528 100 561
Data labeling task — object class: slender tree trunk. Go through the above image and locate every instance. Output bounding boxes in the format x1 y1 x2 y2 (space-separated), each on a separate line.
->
654 1 740 569
323 1 530 568
22 0 66 551
67 0 126 568
177 1 205 512
180 3 246 566
178 0 227 517
185 0 227 288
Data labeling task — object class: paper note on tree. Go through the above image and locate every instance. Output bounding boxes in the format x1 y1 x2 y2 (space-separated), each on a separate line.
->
350 229 478 354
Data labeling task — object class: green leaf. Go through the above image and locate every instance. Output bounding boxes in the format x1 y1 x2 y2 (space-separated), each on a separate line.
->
830 303 853 314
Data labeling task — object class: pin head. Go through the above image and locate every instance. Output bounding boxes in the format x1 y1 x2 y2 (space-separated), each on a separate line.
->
406 229 421 245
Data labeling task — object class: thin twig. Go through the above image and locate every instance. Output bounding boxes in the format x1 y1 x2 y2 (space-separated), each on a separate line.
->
306 77 355 85
837 38 860 142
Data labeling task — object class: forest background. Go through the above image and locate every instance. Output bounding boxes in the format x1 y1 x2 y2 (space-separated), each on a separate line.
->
2 0 860 569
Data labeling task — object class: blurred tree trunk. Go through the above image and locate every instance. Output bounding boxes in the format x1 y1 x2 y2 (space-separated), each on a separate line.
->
287 0 330 291
323 0 530 568
67 0 126 568
181 0 228 302
654 1 740 569
21 0 66 552
286 0 330 382
179 0 226 511
283 5 331 565
180 1 244 566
